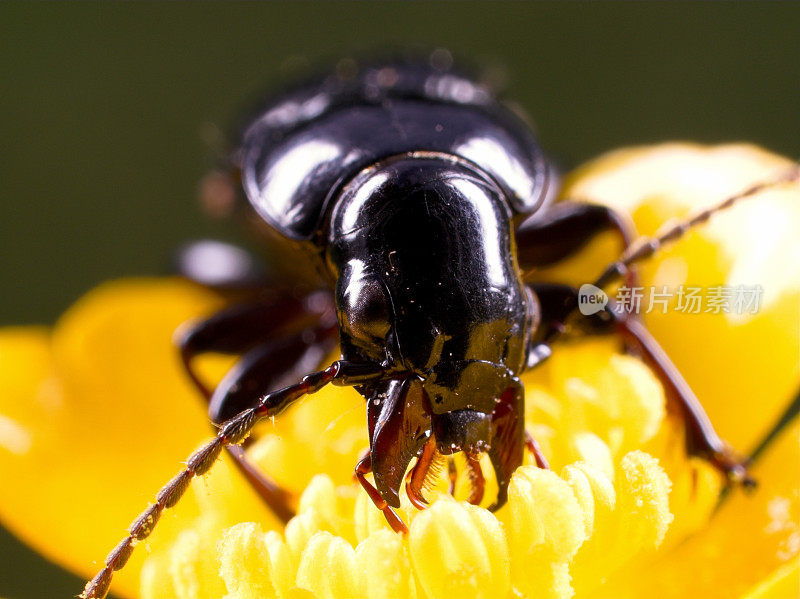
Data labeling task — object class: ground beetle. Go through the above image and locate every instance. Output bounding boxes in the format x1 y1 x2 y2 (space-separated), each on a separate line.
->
82 53 796 599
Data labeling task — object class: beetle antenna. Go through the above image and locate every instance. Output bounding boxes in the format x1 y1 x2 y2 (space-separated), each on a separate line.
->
592 165 799 290
81 361 382 599
80 423 246 598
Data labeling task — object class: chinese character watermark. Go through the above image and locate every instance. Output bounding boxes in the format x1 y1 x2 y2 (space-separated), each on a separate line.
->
577 284 763 316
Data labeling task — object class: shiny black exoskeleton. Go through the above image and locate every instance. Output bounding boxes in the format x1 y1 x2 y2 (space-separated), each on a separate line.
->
84 53 759 599
327 154 533 505
185 57 746 517
237 60 553 509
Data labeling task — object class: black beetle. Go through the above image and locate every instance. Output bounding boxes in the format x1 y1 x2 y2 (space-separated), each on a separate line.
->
83 54 793 599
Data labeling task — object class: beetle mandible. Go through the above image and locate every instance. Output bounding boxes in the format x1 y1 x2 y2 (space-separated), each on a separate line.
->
82 54 797 599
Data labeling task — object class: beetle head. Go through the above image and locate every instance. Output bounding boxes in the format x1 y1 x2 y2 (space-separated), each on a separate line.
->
366 372 524 510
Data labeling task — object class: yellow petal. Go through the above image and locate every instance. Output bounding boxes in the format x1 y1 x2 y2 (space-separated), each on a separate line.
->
0 279 269 598
409 497 510 599
741 559 799 599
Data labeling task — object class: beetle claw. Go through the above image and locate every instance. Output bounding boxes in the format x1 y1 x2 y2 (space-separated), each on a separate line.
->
709 446 756 489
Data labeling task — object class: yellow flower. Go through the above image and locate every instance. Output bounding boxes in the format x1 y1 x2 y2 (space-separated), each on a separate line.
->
0 144 797 599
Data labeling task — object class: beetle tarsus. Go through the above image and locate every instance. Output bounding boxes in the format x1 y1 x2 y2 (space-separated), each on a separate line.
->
708 446 757 489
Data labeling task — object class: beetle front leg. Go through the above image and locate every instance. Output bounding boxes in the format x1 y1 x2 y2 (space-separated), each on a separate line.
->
208 328 337 424
175 292 336 521
526 282 752 486
176 290 334 398
516 202 635 271
517 202 640 312
202 329 337 522
611 312 754 486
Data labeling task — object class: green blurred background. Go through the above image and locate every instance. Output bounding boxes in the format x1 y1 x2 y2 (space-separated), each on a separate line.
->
0 2 797 597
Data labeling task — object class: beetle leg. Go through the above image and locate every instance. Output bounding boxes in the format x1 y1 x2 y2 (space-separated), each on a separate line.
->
528 282 583 345
355 453 409 534
176 290 335 398
517 202 640 314
516 202 636 280
524 431 550 470
175 291 337 523
208 328 337 424
201 329 338 523
526 282 752 486
610 311 754 486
